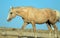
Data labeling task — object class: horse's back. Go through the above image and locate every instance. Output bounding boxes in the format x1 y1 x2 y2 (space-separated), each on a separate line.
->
19 7 56 24
27 8 52 23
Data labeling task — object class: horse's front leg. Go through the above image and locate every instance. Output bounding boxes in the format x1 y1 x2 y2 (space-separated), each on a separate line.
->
21 22 27 31
31 21 37 38
31 21 36 32
52 24 58 38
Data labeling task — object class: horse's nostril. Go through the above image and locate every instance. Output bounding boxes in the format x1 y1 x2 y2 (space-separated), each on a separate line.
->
7 19 10 21
7 18 11 21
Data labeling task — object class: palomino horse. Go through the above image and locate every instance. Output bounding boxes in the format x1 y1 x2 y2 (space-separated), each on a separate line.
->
7 6 59 38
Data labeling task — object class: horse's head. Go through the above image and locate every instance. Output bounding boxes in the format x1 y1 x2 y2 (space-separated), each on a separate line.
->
7 6 28 21
7 7 17 21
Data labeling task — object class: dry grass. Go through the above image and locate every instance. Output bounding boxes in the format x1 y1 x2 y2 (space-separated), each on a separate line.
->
0 28 60 38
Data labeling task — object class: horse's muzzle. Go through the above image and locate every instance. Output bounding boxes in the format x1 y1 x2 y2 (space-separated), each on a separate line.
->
7 18 11 22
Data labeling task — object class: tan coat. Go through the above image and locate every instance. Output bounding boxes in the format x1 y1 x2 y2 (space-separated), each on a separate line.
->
7 7 58 37
16 7 57 24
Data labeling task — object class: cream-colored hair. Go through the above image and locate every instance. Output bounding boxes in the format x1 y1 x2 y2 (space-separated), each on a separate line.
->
54 10 60 18
54 10 60 22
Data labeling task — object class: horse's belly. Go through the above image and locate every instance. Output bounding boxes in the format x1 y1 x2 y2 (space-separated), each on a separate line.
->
35 13 49 23
35 17 48 24
27 16 48 24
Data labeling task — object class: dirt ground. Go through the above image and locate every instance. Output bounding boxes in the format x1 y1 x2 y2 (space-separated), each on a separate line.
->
0 28 60 38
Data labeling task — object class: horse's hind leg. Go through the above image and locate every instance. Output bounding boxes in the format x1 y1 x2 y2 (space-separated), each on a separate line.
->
46 20 53 37
31 21 37 38
47 23 52 37
52 24 58 38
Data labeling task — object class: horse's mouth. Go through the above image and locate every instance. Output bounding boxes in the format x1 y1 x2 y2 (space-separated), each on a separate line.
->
7 18 11 22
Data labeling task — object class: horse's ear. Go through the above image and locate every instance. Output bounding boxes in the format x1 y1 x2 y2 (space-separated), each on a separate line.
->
10 6 14 9
12 6 14 9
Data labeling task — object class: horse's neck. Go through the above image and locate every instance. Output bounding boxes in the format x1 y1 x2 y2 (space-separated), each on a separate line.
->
16 8 28 18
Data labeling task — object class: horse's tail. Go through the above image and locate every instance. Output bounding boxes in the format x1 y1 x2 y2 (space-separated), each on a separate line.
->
54 10 60 21
56 10 60 17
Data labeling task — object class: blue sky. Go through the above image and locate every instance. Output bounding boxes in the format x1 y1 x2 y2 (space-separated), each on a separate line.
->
0 0 60 30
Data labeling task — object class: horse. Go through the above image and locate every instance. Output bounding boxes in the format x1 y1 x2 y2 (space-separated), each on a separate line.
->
7 6 59 38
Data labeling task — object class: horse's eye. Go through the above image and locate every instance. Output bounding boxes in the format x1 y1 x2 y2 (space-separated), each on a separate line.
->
10 12 12 14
